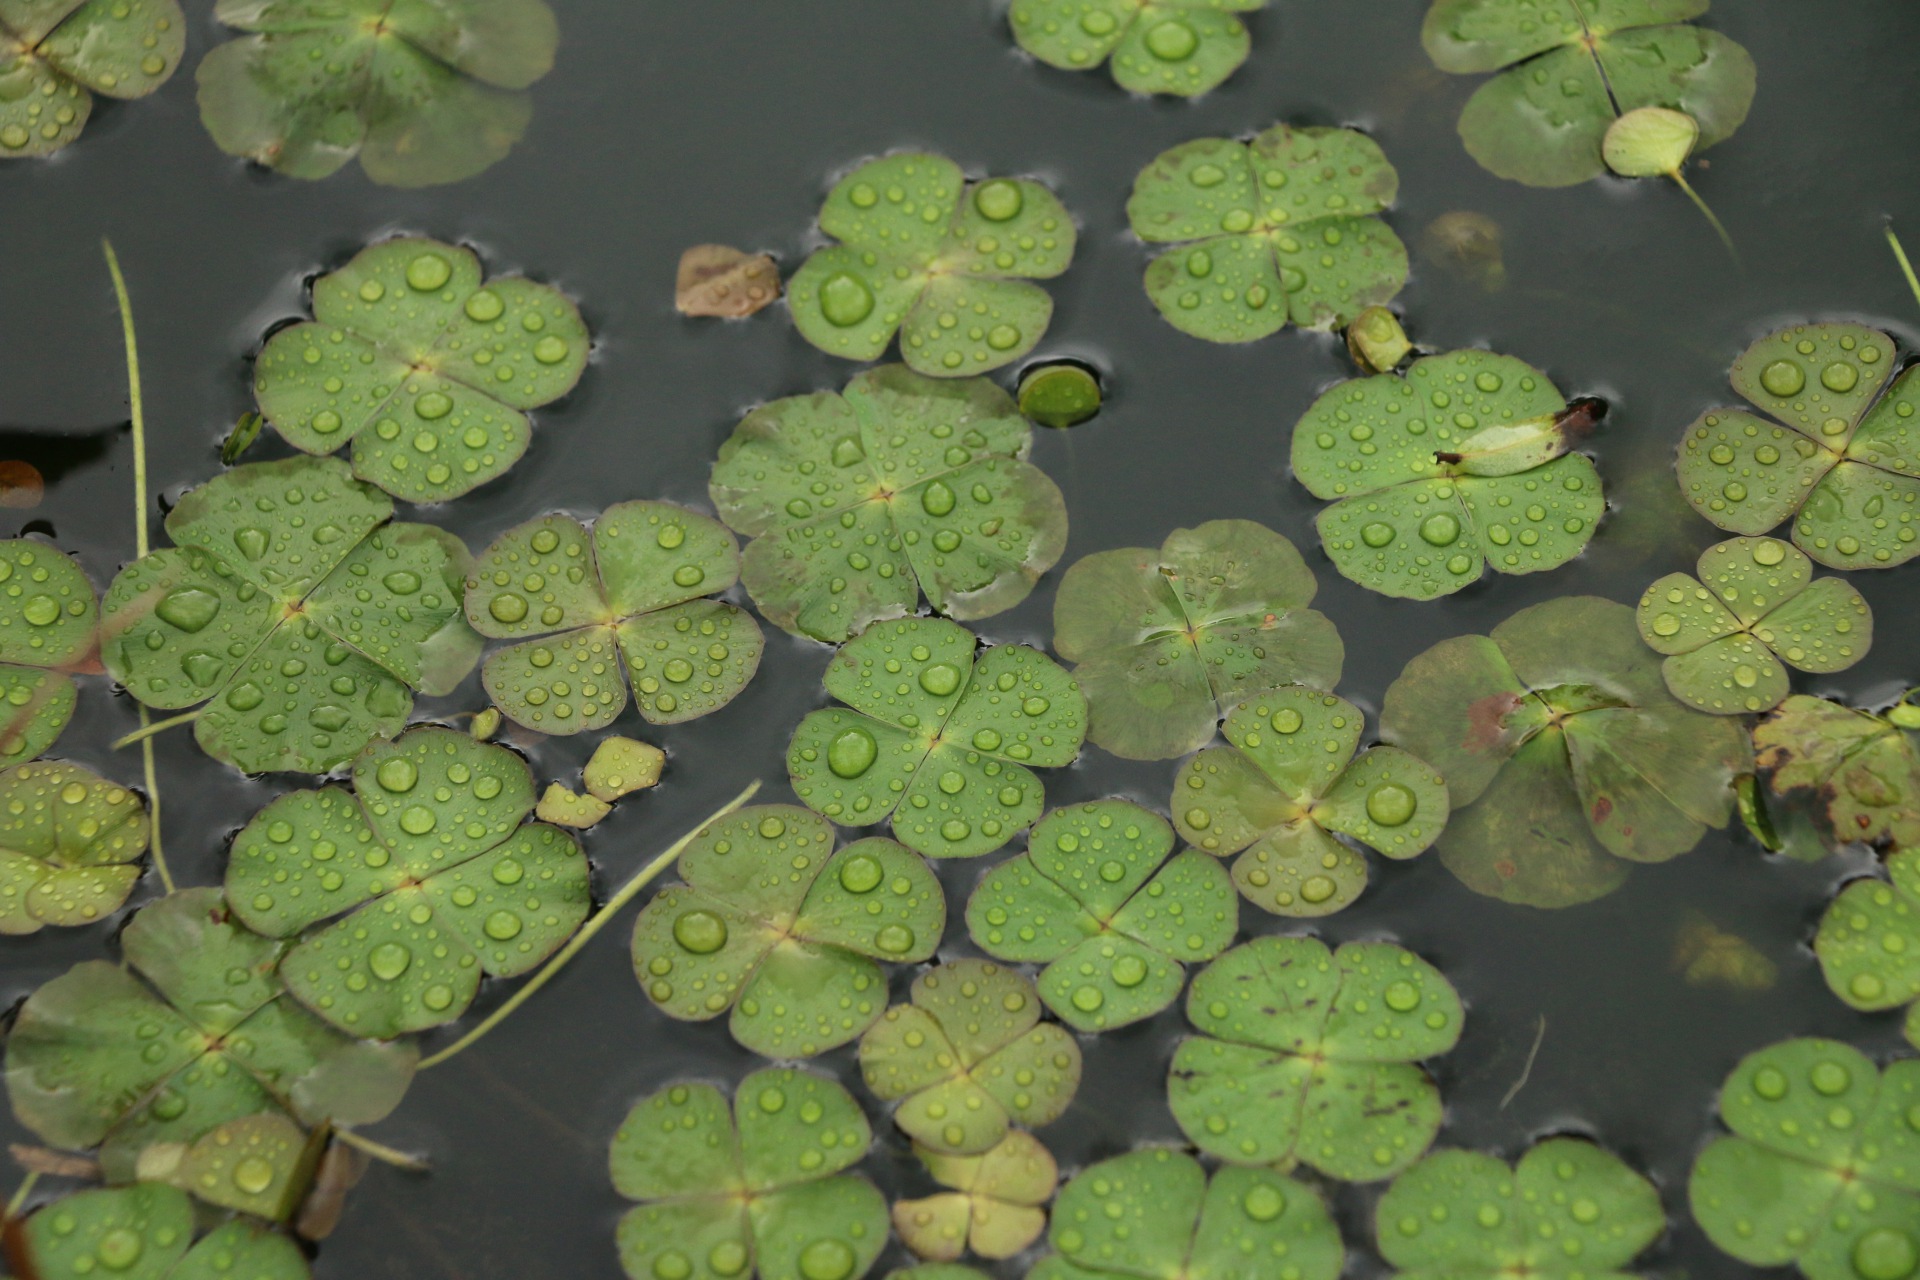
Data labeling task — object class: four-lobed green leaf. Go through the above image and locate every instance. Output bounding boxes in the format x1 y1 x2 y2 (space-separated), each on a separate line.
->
788 616 1086 859
101 456 482 775
1815 848 1920 1046
1052 519 1342 761
1638 535 1872 714
1169 935 1463 1181
788 153 1076 376
1173 685 1449 918
710 365 1068 644
1127 123 1406 343
465 500 763 732
1422 0 1755 188
967 797 1236 1031
1382 596 1751 908
1755 693 1920 853
631 804 943 1058
1678 323 1920 570
1292 349 1605 599
0 760 148 935
893 1129 1058 1262
226 725 589 1039
860 959 1081 1157
610 1067 888 1280
252 237 589 504
0 0 184 159
0 538 97 765
12 1184 310 1280
1007 0 1266 98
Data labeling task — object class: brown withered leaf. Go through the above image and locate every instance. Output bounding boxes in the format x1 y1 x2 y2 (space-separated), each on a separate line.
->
0 462 45 510
8 1144 99 1179
675 245 781 318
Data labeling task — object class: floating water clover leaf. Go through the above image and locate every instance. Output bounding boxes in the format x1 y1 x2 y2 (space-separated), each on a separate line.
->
887 1268 989 1280
1421 0 1755 188
4 888 415 1178
8 1184 310 1280
465 501 763 732
0 0 183 159
631 804 942 1057
1381 596 1750 908
710 365 1068 644
1052 520 1342 761
893 1130 1058 1262
1816 850 1920 1044
966 798 1236 1030
225 725 588 1039
251 237 589 505
1689 1038 1920 1279
0 760 148 935
136 1112 323 1222
1171 686 1449 918
788 616 1084 859
1006 0 1265 97
1168 936 1461 1181
1678 323 1920 569
0 539 97 764
859 960 1081 1156
1292 350 1605 599
1376 1137 1664 1278
1029 1148 1343 1280
1126 123 1406 344
1755 693 1920 852
1637 536 1872 715
101 456 482 775
787 153 1075 377
196 0 557 187
610 1067 888 1280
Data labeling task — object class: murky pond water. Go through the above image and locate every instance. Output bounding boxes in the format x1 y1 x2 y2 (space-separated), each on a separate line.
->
3 1 1919 1276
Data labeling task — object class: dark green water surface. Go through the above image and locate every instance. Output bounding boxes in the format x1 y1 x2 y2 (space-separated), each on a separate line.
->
3 2 1919 1276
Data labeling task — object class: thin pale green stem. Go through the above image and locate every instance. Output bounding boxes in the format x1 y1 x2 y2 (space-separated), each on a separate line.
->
1887 224 1920 313
110 708 203 750
419 780 761 1070
1670 170 1739 267
5 1170 40 1221
334 1128 430 1173
104 240 173 894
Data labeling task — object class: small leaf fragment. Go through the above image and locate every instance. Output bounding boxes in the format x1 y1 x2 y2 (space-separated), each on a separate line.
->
675 244 782 318
584 736 666 802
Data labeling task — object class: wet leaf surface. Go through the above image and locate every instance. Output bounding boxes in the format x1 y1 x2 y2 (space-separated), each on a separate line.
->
0 0 183 159
1006 0 1265 97
631 804 942 1057
0 538 95 764
225 725 589 1038
583 735 665 802
967 798 1236 1030
252 237 589 504
0 760 147 934
1382 596 1751 907
465 500 763 732
101 457 482 774
1755 693 1920 853
1052 519 1341 761
711 365 1068 643
675 244 781 318
789 616 1085 858
1816 850 1920 1043
9 1183 310 1279
893 1129 1057 1261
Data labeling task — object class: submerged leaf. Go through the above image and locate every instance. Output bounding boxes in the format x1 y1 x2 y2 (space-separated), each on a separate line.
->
1675 912 1778 991
1172 686 1449 917
101 457 482 775
1382 596 1751 908
1423 0 1754 187
1420 211 1506 292
1052 520 1342 761
1291 350 1604 599
788 153 1076 375
860 960 1080 1156
1637 536 1872 714
225 725 589 1038
4 888 415 1178
632 805 943 1057
465 501 763 732
676 244 782 318
710 365 1068 643
1377 1137 1663 1277
0 760 147 935
1127 124 1406 342
1815 850 1920 1043
0 539 96 764
610 1067 888 1280
0 0 184 159
1689 1038 1920 1278
968 798 1237 1030
1029 1147 1342 1280
788 616 1085 858
893 1130 1058 1261
1755 694 1920 852
252 237 588 504
1006 0 1266 97
9 1184 309 1280
1169 935 1462 1181
196 0 557 186
1678 323 1920 569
